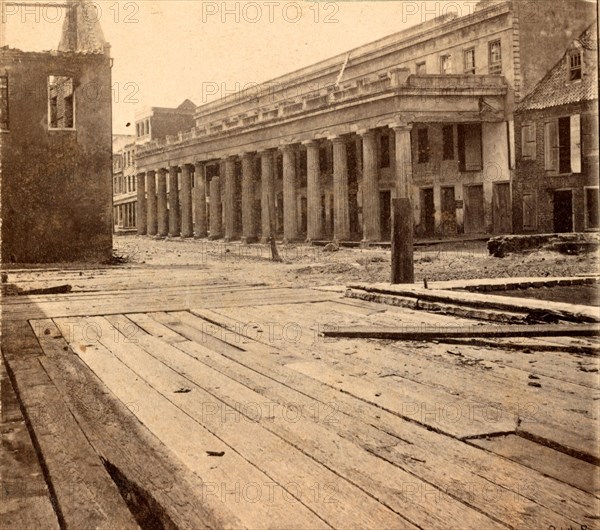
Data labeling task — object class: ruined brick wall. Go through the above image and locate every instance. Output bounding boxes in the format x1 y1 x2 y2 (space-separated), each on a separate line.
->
513 100 599 233
0 50 113 263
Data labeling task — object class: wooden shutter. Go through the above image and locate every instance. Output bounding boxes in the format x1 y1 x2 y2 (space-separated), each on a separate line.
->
570 114 582 173
544 121 559 171
521 123 536 159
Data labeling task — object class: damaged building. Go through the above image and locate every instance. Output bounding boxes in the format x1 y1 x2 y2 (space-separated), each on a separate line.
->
0 0 113 263
131 0 596 244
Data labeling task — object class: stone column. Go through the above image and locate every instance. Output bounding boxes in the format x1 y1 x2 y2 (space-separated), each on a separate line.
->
282 145 298 242
193 162 208 238
168 166 180 237
209 175 222 239
361 130 381 243
136 172 147 235
146 171 157 236
305 140 322 242
392 124 413 199
180 164 193 238
224 156 237 242
157 169 168 237
331 136 350 242
241 153 257 243
260 150 275 242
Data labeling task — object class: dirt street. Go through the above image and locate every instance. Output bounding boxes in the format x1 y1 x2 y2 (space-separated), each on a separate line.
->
114 235 599 288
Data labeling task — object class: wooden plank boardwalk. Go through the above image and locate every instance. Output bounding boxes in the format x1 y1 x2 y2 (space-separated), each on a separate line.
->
1 267 599 529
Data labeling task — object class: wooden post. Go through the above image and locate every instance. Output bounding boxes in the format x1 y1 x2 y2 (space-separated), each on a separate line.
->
391 197 414 284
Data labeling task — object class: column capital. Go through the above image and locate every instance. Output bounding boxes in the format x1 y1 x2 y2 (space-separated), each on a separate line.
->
329 135 347 144
222 155 237 162
241 151 255 159
182 162 195 171
389 123 413 132
146 169 156 176
258 148 276 157
137 171 146 177
357 129 376 138
168 165 179 173
302 139 319 148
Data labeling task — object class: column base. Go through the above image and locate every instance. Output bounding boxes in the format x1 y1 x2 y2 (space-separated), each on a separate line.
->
208 234 223 241
242 236 258 244
194 234 208 240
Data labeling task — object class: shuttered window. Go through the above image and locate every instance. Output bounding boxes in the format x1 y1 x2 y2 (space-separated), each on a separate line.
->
521 122 536 159
545 115 581 173
0 76 8 131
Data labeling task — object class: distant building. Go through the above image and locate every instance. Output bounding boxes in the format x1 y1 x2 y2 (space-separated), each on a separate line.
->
112 135 137 232
133 0 595 244
0 0 112 263
513 23 598 233
111 100 196 234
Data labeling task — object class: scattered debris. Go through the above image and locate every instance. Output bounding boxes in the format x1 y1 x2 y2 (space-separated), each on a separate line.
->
174 388 192 394
528 382 542 388
206 451 225 457
323 242 340 252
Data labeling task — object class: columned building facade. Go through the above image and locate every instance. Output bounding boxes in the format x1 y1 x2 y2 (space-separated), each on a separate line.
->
135 0 595 243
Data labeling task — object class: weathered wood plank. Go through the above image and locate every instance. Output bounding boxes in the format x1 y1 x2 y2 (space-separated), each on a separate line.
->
321 323 600 340
33 319 236 530
470 435 600 495
0 356 60 530
103 314 411 530
188 307 598 529
55 316 328 530
2 322 139 530
109 314 500 530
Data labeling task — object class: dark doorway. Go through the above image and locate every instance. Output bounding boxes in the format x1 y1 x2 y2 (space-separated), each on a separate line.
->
420 188 435 237
441 186 457 235
464 185 485 234
553 190 573 233
492 182 511 234
300 196 307 236
380 190 392 241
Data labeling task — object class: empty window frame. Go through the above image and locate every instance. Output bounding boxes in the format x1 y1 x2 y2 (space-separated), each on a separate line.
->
48 76 74 129
0 76 8 131
457 123 483 171
570 51 582 81
488 40 502 74
416 61 427 75
440 54 452 75
442 125 455 160
418 128 430 164
464 48 476 75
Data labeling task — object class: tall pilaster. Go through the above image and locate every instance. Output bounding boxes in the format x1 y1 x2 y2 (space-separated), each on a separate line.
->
224 156 237 242
146 171 157 236
180 164 193 238
282 145 298 242
193 162 208 238
331 136 350 242
260 150 275 242
136 172 147 235
241 153 257 243
209 176 223 240
361 130 381 243
168 166 180 237
156 169 168 237
305 140 322 242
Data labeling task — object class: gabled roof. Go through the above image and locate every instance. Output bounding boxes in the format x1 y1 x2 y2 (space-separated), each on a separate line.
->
517 23 597 111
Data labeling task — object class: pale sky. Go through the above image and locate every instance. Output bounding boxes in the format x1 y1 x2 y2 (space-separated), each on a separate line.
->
2 0 572 134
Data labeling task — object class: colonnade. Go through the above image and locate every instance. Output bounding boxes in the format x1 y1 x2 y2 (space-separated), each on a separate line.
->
136 124 413 244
